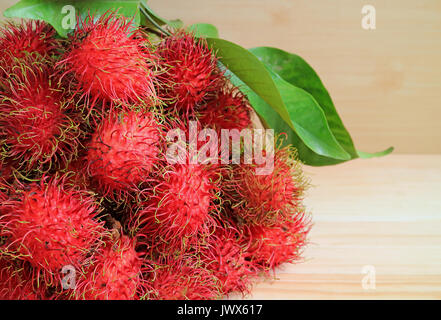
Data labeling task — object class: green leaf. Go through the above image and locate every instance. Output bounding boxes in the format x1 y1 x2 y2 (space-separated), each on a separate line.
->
207 38 350 161
223 67 340 165
250 46 358 159
249 46 393 164
4 0 140 37
187 23 219 38
357 147 394 159
268 68 352 160
206 38 290 126
169 19 184 29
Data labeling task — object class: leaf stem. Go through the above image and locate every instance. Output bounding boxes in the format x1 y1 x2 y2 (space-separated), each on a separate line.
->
139 3 171 36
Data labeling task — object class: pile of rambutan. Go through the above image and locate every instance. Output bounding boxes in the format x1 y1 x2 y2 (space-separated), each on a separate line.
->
0 12 311 300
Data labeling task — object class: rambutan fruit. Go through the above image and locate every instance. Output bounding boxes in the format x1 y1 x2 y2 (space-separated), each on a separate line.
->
0 175 106 282
148 255 221 300
0 158 13 186
74 235 147 300
0 56 82 173
0 257 45 300
244 212 311 271
60 13 157 106
0 169 10 211
0 165 9 212
0 20 58 67
62 157 92 191
198 86 252 134
157 32 223 115
85 109 162 200
201 222 256 296
227 145 307 226
135 163 220 251
0 190 6 204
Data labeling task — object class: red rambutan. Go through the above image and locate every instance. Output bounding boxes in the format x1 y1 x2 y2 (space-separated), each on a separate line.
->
0 158 13 186
74 235 147 300
157 32 223 115
244 213 311 271
0 20 58 66
135 163 220 251
0 56 82 173
198 86 252 134
0 257 45 300
86 109 162 199
201 222 256 296
62 157 92 191
60 13 157 106
0 165 9 212
227 145 307 226
0 176 106 282
148 256 221 300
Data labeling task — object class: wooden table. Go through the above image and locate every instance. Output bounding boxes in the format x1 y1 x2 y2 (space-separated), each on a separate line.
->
231 155 441 299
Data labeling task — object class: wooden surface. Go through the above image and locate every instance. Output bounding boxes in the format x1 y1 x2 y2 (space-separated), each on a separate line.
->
228 154 441 299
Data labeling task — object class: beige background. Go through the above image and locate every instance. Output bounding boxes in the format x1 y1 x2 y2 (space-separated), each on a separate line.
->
1 0 440 154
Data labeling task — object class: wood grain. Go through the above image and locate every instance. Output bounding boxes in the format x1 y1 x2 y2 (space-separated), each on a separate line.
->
231 154 441 299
